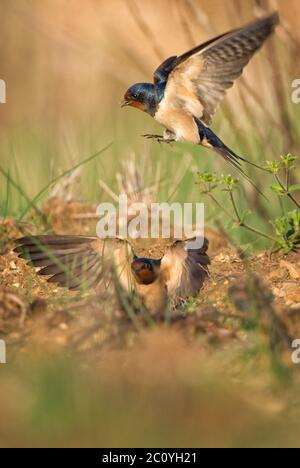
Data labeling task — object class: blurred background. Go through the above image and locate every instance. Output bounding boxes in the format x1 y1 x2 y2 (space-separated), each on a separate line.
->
0 0 300 130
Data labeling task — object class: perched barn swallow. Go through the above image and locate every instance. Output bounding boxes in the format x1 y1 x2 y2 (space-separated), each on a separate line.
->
14 236 209 315
122 13 279 189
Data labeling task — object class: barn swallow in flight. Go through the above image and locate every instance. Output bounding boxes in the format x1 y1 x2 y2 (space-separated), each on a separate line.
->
14 235 209 316
122 13 279 190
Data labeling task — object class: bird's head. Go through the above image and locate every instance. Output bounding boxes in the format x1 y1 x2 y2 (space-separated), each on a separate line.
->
131 258 161 285
121 83 157 116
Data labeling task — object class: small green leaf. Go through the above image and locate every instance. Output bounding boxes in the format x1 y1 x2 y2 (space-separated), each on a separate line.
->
265 161 281 174
280 154 297 167
221 175 239 190
198 172 218 184
273 210 300 253
270 183 286 195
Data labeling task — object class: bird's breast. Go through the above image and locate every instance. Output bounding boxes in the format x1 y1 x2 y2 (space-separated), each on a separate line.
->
155 99 200 145
136 279 168 316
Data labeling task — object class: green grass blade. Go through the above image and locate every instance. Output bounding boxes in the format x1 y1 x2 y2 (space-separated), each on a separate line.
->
17 142 113 222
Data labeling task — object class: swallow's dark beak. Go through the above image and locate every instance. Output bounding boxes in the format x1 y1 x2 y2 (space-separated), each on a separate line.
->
121 99 129 108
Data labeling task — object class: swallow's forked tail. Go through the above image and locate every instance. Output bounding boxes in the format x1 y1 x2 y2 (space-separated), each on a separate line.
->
195 118 267 198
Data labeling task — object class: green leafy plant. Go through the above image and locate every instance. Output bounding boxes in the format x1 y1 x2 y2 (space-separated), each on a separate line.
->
267 154 300 210
272 210 300 253
197 155 300 253
197 172 277 244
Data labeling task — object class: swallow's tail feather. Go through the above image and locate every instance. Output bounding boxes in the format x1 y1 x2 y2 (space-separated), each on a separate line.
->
14 235 103 290
195 118 267 198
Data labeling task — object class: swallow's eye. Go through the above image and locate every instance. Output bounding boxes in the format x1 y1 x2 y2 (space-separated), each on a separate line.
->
132 93 138 99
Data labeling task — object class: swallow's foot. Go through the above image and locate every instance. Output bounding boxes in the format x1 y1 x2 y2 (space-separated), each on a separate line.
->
142 134 175 145
142 133 162 139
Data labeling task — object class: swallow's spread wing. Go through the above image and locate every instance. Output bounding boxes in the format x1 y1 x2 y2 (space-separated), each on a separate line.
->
161 238 210 299
14 235 135 292
155 13 279 125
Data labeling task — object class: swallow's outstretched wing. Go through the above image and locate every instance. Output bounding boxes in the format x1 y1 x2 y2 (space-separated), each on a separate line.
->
155 13 279 125
161 238 210 299
14 235 210 315
14 235 135 292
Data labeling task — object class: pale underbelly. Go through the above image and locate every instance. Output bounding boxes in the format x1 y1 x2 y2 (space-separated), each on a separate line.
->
155 107 200 145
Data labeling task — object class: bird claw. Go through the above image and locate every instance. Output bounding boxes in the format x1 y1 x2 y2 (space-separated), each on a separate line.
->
142 134 175 145
142 134 162 139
